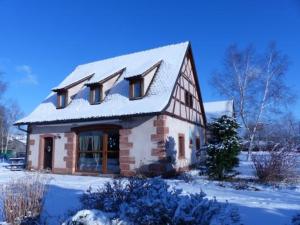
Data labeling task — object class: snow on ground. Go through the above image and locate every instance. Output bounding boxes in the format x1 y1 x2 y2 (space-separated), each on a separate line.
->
0 152 299 225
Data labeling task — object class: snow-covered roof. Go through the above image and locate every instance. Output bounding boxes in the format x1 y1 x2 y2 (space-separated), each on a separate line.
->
16 42 189 125
203 100 234 121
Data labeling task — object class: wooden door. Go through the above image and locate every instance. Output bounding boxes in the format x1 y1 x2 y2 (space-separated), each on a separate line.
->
44 137 53 170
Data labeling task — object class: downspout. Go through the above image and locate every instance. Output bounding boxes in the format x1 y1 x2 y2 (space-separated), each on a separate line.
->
17 125 30 169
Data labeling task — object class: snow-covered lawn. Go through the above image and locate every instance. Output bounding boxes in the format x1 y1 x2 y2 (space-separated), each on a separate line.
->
0 152 299 225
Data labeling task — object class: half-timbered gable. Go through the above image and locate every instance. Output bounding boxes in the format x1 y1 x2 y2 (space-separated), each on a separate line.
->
166 51 205 126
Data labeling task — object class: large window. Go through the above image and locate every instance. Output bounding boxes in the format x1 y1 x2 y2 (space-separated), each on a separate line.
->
76 129 120 173
77 131 103 172
130 79 143 99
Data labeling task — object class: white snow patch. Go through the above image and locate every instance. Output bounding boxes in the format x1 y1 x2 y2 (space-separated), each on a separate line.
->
62 209 113 225
0 152 299 225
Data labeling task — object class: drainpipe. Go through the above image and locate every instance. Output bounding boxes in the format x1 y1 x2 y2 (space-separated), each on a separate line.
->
17 125 30 169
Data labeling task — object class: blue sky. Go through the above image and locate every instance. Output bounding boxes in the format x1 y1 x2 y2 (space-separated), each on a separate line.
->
0 0 299 119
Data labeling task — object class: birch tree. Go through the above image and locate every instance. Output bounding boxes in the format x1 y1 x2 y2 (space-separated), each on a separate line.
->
0 72 7 154
211 43 295 159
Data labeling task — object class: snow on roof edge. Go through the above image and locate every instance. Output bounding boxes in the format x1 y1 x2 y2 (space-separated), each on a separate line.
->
15 41 190 125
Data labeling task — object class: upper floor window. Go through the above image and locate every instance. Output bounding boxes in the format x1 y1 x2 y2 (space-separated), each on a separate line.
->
90 85 103 104
185 91 193 108
57 91 67 109
130 79 143 99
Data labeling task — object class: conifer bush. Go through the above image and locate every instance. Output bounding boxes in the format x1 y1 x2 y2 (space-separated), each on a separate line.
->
206 115 240 180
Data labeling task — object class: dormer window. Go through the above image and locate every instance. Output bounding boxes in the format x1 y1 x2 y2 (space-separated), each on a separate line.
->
57 91 67 109
125 60 162 100
130 79 143 99
90 85 103 104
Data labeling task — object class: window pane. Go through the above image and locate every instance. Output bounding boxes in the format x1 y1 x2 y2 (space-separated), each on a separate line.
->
79 131 103 151
94 87 101 103
133 81 142 97
107 131 120 173
196 137 200 150
77 131 103 172
189 94 193 108
179 135 185 158
60 94 66 107
185 91 189 106
77 152 102 172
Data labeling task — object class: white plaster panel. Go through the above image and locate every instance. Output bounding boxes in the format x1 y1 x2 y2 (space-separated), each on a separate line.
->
53 134 67 168
166 116 205 168
128 116 157 169
102 75 120 96
68 81 86 103
143 67 157 93
29 134 40 168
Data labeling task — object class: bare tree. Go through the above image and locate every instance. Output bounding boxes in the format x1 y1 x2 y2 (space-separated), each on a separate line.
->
211 43 295 159
0 72 23 156
3 101 23 153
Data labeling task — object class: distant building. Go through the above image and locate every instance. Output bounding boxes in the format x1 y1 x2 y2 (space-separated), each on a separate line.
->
2 134 27 158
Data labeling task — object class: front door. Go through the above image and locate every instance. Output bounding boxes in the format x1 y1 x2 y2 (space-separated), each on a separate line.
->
44 137 53 170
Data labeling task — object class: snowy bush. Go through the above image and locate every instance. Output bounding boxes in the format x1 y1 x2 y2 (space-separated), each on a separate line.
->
0 174 49 225
206 116 240 180
80 177 240 225
62 209 114 225
177 172 195 183
252 150 297 182
293 213 300 225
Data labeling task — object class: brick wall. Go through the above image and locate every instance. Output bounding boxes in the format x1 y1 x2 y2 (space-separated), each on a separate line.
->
63 132 76 173
151 115 169 160
119 129 135 176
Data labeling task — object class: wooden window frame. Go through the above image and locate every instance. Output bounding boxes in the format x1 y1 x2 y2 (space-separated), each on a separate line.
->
89 85 103 105
56 90 68 109
72 124 121 174
178 133 185 159
129 78 144 100
184 90 193 108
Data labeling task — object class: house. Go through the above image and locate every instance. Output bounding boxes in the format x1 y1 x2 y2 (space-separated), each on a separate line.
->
203 100 234 122
15 42 207 176
0 134 26 159
8 134 27 158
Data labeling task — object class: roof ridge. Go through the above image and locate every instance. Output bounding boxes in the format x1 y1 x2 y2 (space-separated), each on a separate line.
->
75 41 190 68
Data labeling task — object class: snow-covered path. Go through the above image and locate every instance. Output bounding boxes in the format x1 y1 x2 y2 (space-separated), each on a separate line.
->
0 152 299 224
